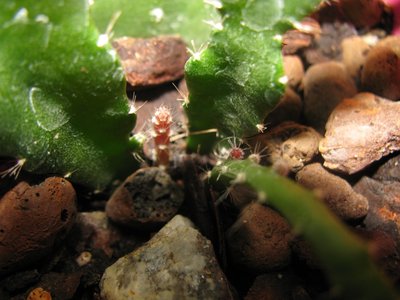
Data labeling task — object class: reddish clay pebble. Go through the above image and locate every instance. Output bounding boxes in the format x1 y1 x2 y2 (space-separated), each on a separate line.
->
112 36 188 89
226 203 294 273
0 177 76 276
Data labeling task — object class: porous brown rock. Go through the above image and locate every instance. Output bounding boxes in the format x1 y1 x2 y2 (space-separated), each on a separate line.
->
106 167 184 231
253 122 322 173
361 36 400 100
320 93 400 174
283 55 304 90
112 36 188 89
303 61 357 132
296 163 369 220
226 203 294 273
265 88 302 126
0 177 76 276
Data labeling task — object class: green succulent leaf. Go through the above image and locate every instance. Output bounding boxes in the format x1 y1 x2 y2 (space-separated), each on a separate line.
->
0 0 138 189
90 0 219 44
185 0 321 153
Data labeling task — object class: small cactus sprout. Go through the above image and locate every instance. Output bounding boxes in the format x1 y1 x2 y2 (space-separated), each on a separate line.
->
152 105 173 166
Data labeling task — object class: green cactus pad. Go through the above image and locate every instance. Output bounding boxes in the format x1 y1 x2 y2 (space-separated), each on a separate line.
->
90 0 219 44
0 0 138 189
185 0 321 153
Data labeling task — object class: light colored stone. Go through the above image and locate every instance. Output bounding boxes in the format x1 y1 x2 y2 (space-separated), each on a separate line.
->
320 93 400 174
341 36 371 80
100 215 233 300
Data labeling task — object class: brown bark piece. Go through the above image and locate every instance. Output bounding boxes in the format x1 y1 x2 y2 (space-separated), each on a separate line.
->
320 93 400 174
112 36 188 89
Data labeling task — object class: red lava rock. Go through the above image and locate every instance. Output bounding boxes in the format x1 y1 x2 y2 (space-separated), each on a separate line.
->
245 272 311 300
252 122 322 173
106 167 184 231
112 36 188 89
226 203 294 273
320 93 400 174
303 61 357 132
0 177 76 277
296 163 369 220
282 29 314 55
361 36 400 100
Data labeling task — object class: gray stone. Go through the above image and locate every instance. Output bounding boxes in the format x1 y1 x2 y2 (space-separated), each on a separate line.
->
100 215 233 300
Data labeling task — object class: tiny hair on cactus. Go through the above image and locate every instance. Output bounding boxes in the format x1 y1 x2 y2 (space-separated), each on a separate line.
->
0 158 26 179
152 105 173 167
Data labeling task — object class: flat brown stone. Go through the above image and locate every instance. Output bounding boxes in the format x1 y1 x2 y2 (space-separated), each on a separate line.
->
320 93 400 174
112 36 188 89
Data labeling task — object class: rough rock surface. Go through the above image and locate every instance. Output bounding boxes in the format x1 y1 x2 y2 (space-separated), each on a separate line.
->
0 177 76 276
320 93 400 174
373 154 400 182
106 167 184 231
112 36 188 89
245 272 311 300
296 163 368 220
100 215 233 300
303 61 357 132
226 203 293 273
71 211 146 258
254 121 322 173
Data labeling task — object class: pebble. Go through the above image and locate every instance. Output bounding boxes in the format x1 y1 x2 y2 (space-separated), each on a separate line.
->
303 61 357 132
100 215 233 300
373 154 400 182
112 36 188 89
341 36 371 81
265 88 302 126
353 177 400 278
320 93 400 174
296 163 369 220
361 36 400 100
252 122 322 173
283 55 304 90
0 177 76 276
106 167 184 231
226 203 293 273
340 0 384 28
245 272 311 300
71 211 146 258
354 177 400 250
